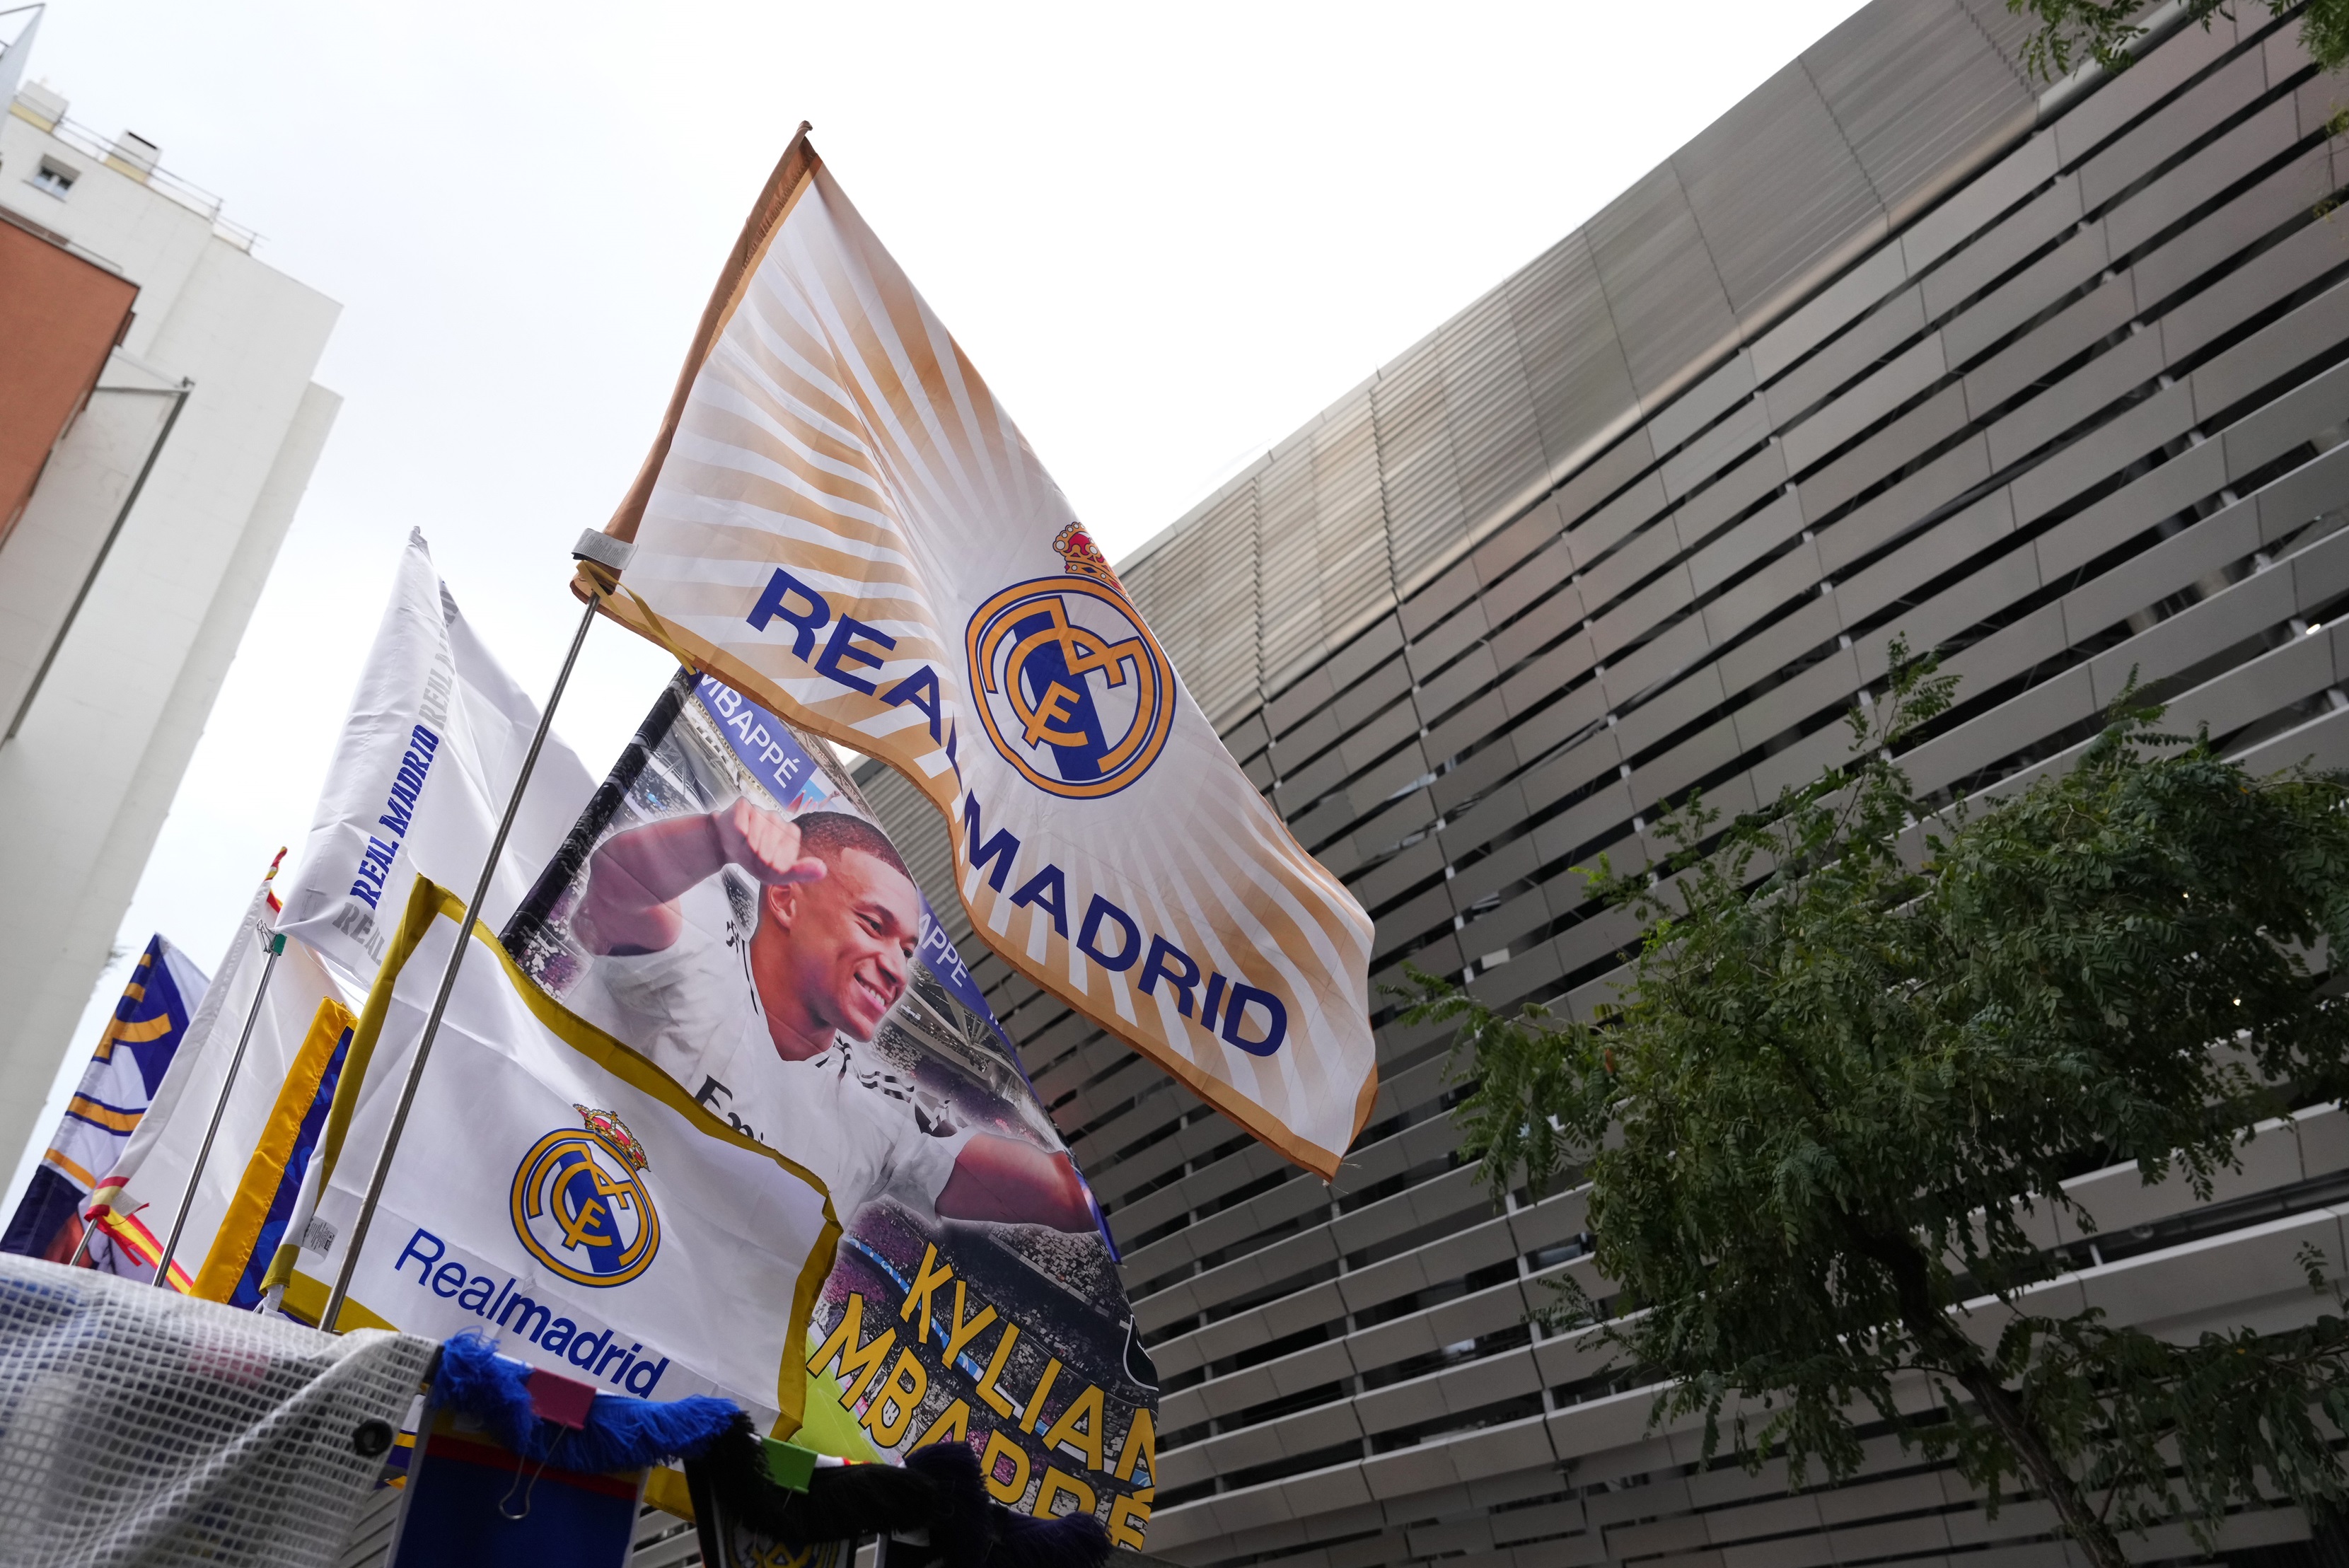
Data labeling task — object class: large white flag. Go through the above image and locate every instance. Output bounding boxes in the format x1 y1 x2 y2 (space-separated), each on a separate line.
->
288 878 840 1430
277 528 596 980
582 132 1376 1177
86 866 352 1298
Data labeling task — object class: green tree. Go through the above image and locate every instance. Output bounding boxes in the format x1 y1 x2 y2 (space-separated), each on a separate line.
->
1406 650 2349 1568
2010 0 2349 79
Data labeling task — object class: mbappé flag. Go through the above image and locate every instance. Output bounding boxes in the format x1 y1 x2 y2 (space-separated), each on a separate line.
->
583 129 1376 1178
500 670 1156 1540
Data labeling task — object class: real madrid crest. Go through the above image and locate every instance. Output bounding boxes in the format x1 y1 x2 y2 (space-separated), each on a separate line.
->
509 1105 661 1287
964 523 1178 800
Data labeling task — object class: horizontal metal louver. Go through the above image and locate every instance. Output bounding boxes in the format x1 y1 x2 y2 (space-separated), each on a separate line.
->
1506 231 1642 474
1371 336 1463 596
1807 0 2036 221
1441 287 1543 560
1585 162 1741 402
1254 437 1324 692
1309 391 1394 662
851 18 2349 1568
1674 61 1884 318
1954 0 2050 86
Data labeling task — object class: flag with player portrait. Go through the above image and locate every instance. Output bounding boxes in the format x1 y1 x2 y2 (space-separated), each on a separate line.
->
286 877 840 1436
499 671 1156 1547
580 129 1376 1181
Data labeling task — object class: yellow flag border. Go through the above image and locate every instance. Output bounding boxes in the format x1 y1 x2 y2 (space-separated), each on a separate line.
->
296 873 843 1439
190 994 356 1301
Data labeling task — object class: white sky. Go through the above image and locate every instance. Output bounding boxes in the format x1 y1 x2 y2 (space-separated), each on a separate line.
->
6 0 1869 1209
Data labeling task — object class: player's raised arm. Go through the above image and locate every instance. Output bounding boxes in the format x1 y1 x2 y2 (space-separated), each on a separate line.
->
935 1134 1098 1233
580 799 826 956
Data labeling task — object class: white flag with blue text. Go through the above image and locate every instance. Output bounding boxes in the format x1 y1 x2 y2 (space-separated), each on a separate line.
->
582 134 1377 1178
86 869 349 1296
291 878 840 1430
276 529 595 982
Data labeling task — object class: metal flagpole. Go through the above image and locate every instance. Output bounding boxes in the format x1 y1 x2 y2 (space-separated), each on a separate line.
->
151 929 286 1287
320 533 629 1331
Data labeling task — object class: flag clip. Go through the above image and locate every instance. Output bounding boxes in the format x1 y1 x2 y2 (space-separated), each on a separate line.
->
525 1366 598 1430
572 531 635 572
761 1437 818 1493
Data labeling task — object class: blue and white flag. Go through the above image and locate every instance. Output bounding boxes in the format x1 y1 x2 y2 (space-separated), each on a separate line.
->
1 935 209 1270
293 878 840 1430
275 528 595 981
86 865 354 1296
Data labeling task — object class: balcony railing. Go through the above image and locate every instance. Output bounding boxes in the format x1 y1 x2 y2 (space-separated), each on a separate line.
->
11 100 263 252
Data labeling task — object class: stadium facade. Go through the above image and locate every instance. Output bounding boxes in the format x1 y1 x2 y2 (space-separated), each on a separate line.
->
858 4 2349 1568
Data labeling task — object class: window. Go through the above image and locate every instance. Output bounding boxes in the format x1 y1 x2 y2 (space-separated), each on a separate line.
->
30 158 76 198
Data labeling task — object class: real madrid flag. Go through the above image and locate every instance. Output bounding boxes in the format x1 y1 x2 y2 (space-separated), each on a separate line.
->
83 864 354 1299
1 936 207 1270
581 130 1377 1178
274 528 596 981
287 876 840 1429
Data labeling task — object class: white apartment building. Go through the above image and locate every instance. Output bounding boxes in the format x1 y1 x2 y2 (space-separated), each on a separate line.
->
0 16 342 1193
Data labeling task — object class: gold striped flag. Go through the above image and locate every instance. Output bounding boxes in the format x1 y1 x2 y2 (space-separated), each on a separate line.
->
1 936 209 1274
190 994 356 1304
581 130 1376 1178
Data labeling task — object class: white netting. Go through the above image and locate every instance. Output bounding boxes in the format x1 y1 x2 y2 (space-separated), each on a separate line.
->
0 1254 437 1567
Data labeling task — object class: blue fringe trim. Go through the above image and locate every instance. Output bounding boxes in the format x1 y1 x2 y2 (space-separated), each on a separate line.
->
432 1330 739 1471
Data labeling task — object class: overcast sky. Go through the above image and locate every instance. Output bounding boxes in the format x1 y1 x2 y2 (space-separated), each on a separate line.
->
6 0 1869 1207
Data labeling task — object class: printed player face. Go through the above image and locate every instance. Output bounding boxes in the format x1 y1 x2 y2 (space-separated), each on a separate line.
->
770 847 920 1041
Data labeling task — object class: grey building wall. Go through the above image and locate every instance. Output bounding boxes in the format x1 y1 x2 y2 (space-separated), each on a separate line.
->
859 6 2349 1568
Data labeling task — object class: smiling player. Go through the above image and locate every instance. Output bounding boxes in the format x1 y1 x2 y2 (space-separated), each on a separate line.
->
576 803 1094 1233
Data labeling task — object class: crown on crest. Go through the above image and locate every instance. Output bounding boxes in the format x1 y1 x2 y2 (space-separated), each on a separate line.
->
1053 521 1123 593
576 1105 649 1171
